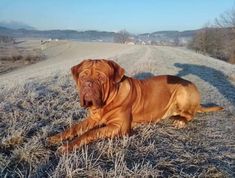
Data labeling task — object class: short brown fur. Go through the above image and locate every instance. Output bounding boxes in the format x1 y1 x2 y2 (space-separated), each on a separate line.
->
48 59 223 153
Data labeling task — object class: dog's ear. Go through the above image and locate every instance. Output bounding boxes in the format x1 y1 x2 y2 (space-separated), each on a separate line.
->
71 60 87 81
107 60 125 83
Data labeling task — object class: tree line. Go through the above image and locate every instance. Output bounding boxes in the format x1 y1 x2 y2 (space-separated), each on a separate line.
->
188 7 235 64
0 35 15 44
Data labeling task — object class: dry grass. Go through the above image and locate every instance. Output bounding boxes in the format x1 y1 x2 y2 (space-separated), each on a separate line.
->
0 42 234 177
0 73 234 177
0 41 45 74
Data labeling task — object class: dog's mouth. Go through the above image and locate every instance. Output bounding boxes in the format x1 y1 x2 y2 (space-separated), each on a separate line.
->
83 99 93 107
83 93 93 107
80 91 103 108
82 98 103 108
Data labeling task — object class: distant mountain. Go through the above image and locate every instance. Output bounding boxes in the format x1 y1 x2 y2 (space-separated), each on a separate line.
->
0 21 35 30
137 30 198 45
0 26 117 42
0 26 199 45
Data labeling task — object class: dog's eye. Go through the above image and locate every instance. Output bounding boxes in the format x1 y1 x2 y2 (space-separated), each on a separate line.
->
79 74 87 81
97 73 106 83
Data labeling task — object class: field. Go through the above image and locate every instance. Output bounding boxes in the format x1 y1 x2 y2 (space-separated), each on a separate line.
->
0 40 235 177
0 39 45 75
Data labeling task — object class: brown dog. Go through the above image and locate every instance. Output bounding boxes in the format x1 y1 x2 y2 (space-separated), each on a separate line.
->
48 59 223 153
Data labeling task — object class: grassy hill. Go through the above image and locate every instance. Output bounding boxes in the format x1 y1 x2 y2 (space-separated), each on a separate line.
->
0 41 234 177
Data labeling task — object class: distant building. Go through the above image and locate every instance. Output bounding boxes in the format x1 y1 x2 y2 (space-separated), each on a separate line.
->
126 42 135 45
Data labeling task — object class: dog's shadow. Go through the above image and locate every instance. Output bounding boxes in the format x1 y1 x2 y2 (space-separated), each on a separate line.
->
133 64 235 107
174 63 235 106
133 72 154 80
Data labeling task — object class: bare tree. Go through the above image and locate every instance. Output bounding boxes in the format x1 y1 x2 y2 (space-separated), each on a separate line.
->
173 34 180 46
0 35 15 44
189 7 235 64
189 24 215 54
215 7 235 29
215 7 235 63
114 30 130 44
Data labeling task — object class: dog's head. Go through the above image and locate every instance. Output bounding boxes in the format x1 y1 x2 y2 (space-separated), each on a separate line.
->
71 59 125 108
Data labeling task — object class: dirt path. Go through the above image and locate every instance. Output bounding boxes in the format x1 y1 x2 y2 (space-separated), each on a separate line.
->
1 41 235 113
0 41 138 89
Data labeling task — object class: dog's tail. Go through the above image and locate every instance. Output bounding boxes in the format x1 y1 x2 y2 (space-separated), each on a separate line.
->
197 105 224 113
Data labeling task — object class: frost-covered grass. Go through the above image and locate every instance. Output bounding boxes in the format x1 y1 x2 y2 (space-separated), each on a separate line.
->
0 42 234 177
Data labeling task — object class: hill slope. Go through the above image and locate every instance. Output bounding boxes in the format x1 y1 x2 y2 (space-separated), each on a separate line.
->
0 41 234 177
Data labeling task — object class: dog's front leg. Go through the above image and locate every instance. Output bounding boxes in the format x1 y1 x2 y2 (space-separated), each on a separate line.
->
48 117 98 145
58 124 123 153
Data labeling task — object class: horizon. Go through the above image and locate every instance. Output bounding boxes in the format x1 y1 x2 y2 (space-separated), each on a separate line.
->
0 0 234 34
0 20 210 34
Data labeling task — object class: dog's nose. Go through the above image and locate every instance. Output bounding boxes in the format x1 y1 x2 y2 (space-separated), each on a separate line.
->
85 81 92 87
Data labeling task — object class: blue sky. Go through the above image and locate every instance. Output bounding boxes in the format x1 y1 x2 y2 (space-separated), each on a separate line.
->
0 0 234 34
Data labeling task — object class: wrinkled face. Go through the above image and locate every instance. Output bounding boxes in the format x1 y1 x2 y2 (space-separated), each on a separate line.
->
71 59 125 108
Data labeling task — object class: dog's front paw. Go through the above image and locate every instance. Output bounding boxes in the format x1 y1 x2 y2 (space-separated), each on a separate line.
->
57 145 68 154
47 135 62 145
173 120 186 129
57 144 74 154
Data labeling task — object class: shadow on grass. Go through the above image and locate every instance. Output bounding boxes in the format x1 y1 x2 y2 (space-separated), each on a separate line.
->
133 72 154 80
175 63 235 106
